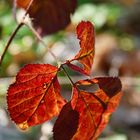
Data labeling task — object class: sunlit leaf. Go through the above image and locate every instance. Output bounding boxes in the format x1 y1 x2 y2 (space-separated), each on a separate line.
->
66 21 95 75
15 0 77 35
7 64 66 130
53 77 122 140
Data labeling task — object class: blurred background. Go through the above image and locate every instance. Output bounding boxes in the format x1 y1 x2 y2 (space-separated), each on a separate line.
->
0 0 140 140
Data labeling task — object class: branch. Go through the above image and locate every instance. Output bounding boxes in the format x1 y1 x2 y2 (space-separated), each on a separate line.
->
0 22 24 67
0 0 35 69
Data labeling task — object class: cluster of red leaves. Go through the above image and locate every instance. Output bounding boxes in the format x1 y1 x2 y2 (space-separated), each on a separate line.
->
7 21 122 139
15 0 77 35
54 77 122 140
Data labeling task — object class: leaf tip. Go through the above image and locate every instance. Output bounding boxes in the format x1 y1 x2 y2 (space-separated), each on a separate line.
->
17 121 29 131
76 21 95 37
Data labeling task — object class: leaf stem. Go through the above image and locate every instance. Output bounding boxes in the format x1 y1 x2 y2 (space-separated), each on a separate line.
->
61 65 75 86
61 64 97 129
0 22 24 67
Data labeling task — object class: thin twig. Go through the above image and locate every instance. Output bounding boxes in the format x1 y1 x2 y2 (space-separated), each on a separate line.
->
22 0 34 21
0 0 35 68
12 0 17 22
0 22 24 67
25 23 61 66
61 65 75 86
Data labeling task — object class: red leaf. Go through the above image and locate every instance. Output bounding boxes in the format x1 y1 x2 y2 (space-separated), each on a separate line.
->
16 0 77 35
66 62 88 75
66 21 95 75
16 0 29 8
7 64 66 130
53 102 79 140
53 77 122 140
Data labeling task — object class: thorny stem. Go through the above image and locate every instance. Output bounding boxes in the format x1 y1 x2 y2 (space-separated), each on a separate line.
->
0 22 24 67
25 23 60 66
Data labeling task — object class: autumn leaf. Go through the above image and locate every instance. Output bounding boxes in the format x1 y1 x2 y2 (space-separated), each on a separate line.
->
66 21 95 75
7 64 66 130
15 0 77 35
53 102 79 140
53 77 122 140
16 0 30 8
